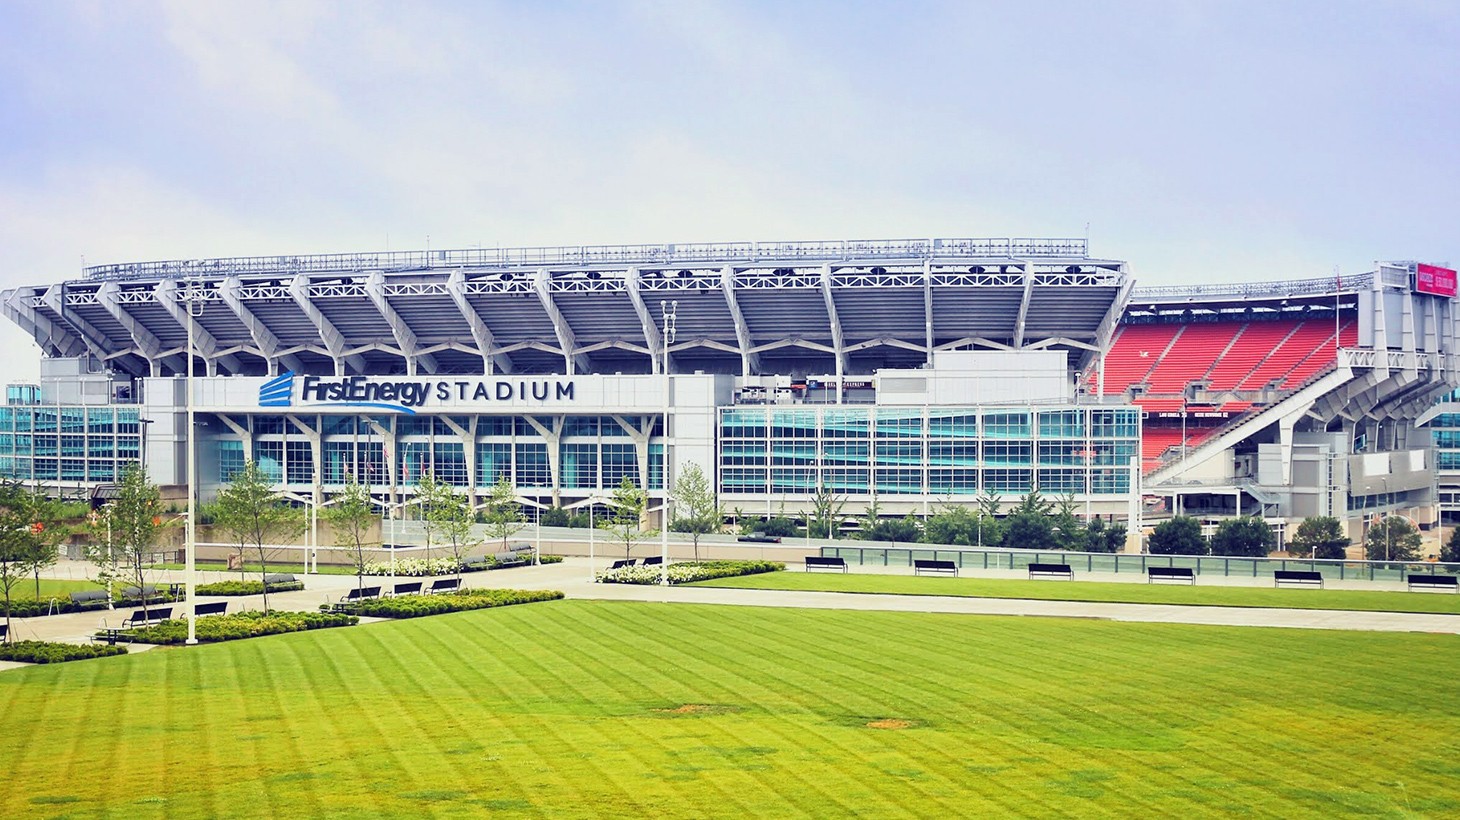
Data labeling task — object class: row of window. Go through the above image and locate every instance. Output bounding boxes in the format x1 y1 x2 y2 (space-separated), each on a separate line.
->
719 467 1133 495
719 407 1140 439
720 440 1137 468
218 439 665 490
0 457 132 483
246 414 654 438
0 407 142 434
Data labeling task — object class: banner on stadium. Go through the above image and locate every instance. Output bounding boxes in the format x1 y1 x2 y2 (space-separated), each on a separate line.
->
1415 263 1458 298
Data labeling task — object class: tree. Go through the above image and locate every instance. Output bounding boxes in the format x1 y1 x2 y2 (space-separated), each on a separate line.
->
214 461 306 611
806 482 847 540
23 491 64 599
1003 510 1055 550
923 503 978 546
86 464 170 616
1365 516 1421 562
1442 526 1460 566
669 462 720 561
0 483 53 642
1148 516 1207 555
539 506 570 528
480 476 526 553
428 481 478 578
414 471 446 561
602 476 655 559
323 474 378 597
1209 516 1276 557
1084 517 1126 554
861 514 921 543
1289 516 1350 560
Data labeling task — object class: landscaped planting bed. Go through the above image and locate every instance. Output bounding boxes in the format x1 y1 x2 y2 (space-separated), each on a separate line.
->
330 588 563 618
195 579 306 596
595 559 784 585
109 610 357 645
362 554 564 576
0 640 127 664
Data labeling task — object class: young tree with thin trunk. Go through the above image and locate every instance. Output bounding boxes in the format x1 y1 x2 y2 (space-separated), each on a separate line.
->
602 476 654 559
414 471 445 562
669 461 720 561
86 464 170 617
427 480 477 578
0 482 52 642
323 474 378 597
806 481 847 540
480 475 525 553
214 461 306 611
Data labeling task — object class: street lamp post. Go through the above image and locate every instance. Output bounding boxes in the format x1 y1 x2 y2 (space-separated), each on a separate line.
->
183 280 200 645
659 300 677 586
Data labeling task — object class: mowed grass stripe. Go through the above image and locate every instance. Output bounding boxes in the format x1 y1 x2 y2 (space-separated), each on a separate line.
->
692 571 1460 614
647 605 969 817
4 601 1460 817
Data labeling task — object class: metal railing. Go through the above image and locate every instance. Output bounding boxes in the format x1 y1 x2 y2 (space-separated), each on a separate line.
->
81 237 1093 282
821 544 1460 583
1132 272 1372 301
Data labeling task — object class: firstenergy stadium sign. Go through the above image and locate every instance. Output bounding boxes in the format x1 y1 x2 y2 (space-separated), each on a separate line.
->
259 372 576 414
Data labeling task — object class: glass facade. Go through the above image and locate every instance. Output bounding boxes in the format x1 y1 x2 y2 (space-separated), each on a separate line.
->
0 406 140 483
717 405 1140 497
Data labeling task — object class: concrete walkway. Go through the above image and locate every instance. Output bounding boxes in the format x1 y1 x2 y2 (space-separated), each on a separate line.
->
6 558 1457 668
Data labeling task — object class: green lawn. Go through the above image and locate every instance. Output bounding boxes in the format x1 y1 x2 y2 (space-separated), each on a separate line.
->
2 578 96 602
692 571 1460 614
2 600 1458 817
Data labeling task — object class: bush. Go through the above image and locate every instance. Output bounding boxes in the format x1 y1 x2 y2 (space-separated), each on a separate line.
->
331 588 564 619
539 554 564 565
361 557 461 576
596 559 784 585
0 640 127 664
195 579 305 596
1148 516 1208 556
113 610 358 645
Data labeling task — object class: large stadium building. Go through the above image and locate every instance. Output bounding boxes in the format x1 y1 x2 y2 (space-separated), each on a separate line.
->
1 238 1456 550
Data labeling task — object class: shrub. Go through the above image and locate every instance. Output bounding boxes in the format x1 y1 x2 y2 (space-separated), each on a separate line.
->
539 554 564 565
0 640 127 664
596 559 784 585
331 588 564 619
361 557 461 576
195 579 305 596
113 610 358 645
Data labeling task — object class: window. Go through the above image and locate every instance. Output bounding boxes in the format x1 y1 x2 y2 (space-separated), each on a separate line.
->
253 416 286 435
771 409 817 439
286 441 313 484
253 441 284 483
929 411 977 438
874 467 922 494
86 408 115 434
822 443 869 466
875 409 922 438
515 443 550 487
476 443 512 486
1038 442 1088 466
601 443 638 488
218 440 245 481
649 443 664 490
721 467 765 494
323 441 351 483
720 443 766 466
770 468 817 494
478 417 515 437
721 408 767 438
398 441 430 484
928 442 977 467
1038 468 1086 494
874 442 922 466
983 441 1031 466
822 468 869 494
822 409 870 438
983 412 1030 439
563 416 600 437
983 468 1032 494
771 442 817 466
1039 410 1084 437
1090 469 1130 494
928 468 978 495
561 443 598 489
1091 409 1139 438
433 441 468 486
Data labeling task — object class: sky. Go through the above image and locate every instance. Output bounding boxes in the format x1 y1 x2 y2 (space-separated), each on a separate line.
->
0 0 1456 383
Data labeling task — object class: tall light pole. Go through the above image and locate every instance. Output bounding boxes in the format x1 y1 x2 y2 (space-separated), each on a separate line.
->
183 280 200 644
659 300 677 586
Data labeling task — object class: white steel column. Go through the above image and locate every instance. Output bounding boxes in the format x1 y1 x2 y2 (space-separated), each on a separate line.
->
719 266 761 376
366 271 437 375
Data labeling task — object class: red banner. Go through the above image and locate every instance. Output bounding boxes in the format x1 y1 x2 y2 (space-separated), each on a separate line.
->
1416 263 1458 297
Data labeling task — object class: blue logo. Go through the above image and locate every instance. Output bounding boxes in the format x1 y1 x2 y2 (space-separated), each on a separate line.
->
259 371 294 407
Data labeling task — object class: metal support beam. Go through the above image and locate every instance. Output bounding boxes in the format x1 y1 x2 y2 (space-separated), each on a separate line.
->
1013 263 1034 348
365 271 437 376
533 270 591 375
820 264 848 385
98 282 171 375
720 266 761 376
44 285 117 369
219 277 303 376
625 268 667 374
446 270 514 374
3 287 88 358
923 259 934 368
289 274 366 375
155 279 242 376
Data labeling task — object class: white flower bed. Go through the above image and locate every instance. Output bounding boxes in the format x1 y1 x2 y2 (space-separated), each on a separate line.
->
595 560 783 585
361 557 461 577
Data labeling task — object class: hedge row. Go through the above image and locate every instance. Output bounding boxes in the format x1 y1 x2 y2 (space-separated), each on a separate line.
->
114 610 358 645
195 580 305 596
596 560 786 585
329 588 564 619
361 553 565 577
0 640 128 664
2 590 182 618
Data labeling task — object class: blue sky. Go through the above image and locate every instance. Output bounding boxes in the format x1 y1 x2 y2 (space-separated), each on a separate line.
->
0 1 1456 380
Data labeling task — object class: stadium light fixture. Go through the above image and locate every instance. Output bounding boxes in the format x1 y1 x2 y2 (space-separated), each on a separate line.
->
660 299 678 586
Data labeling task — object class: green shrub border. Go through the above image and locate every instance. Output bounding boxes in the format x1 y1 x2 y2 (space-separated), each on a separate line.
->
0 640 128 664
109 610 358 645
328 588 564 619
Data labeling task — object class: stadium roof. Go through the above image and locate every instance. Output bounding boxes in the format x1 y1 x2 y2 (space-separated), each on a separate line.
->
3 238 1130 379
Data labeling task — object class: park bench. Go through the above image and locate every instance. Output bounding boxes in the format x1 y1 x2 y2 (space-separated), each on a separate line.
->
1406 574 1459 593
805 556 848 573
459 555 493 572
1028 563 1074 581
339 586 382 603
427 578 461 594
0 623 6 641
914 559 958 576
120 584 165 604
1147 566 1196 585
69 589 110 610
1273 570 1324 589
609 559 637 569
193 601 228 617
122 607 173 628
737 532 781 543
93 628 129 645
493 549 530 568
262 573 304 592
642 556 664 566
392 581 423 596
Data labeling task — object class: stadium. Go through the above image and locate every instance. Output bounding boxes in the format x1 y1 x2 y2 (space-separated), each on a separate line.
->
1 237 1456 550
